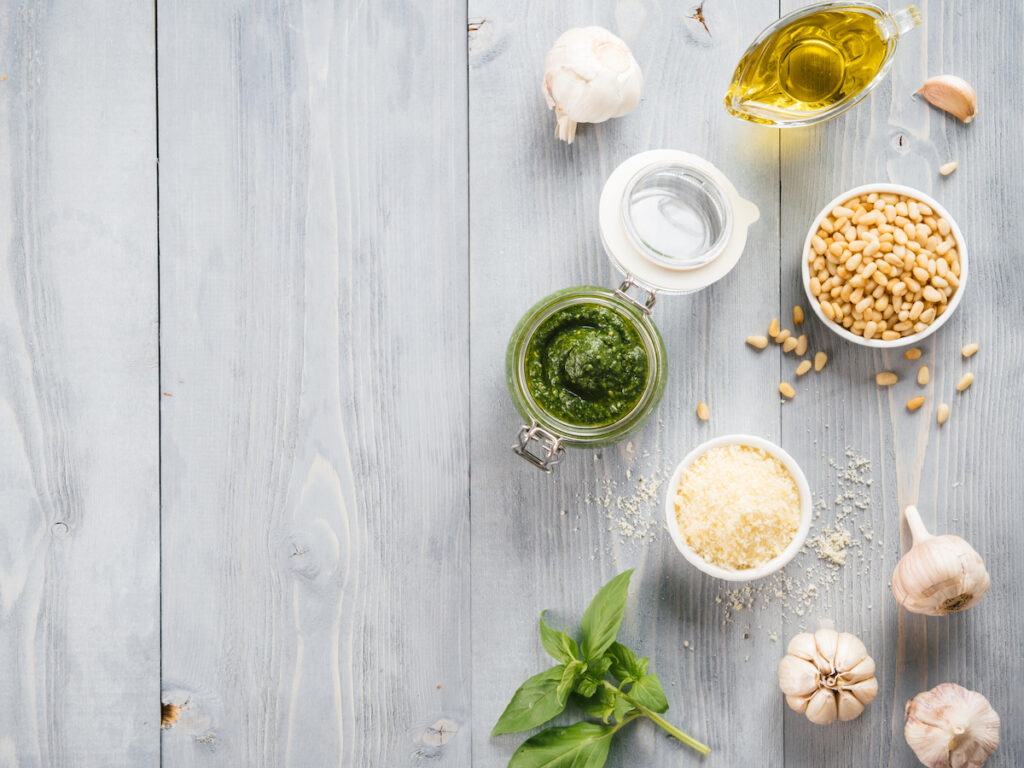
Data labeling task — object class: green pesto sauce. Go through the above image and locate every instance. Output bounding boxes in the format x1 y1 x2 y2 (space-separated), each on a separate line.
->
525 303 649 426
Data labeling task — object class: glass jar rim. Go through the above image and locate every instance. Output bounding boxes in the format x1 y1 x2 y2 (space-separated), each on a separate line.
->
511 289 664 444
620 162 733 271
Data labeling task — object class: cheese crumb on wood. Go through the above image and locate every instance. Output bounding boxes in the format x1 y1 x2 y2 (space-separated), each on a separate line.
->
674 444 801 571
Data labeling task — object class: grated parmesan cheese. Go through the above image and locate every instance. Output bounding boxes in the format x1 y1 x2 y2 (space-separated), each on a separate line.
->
674 444 801 571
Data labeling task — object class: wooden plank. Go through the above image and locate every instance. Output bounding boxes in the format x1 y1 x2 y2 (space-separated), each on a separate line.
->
0 1 159 765
157 0 469 764
780 2 1024 765
468 3 784 766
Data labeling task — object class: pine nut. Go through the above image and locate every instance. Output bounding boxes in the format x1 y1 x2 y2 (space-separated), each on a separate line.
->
796 360 812 376
795 334 808 356
746 335 769 349
769 317 780 338
904 347 922 360
939 161 959 176
917 365 930 385
937 403 950 425
793 305 804 325
907 396 925 411
882 330 901 341
779 382 796 399
876 371 898 386
962 342 979 358
956 372 974 392
783 336 798 353
775 329 791 344
811 351 826 372
697 401 710 421
922 285 943 303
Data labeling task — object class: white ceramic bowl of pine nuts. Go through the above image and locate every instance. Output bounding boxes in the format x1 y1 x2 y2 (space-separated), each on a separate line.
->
801 184 968 348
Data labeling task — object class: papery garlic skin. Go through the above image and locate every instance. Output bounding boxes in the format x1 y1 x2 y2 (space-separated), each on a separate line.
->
542 27 643 143
892 506 990 615
778 628 878 725
905 683 1000 768
918 75 978 123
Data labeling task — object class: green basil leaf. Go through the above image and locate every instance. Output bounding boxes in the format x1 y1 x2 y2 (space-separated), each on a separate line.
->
557 660 585 703
574 677 598 698
587 654 613 680
612 693 635 723
605 642 642 684
508 722 614 768
539 611 580 664
629 673 669 714
492 665 570 736
580 570 633 661
572 686 618 724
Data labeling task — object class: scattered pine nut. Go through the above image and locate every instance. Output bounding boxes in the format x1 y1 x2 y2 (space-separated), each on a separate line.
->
814 351 828 372
779 382 796 399
783 336 798 353
793 306 804 325
776 329 792 344
939 161 959 176
962 342 979 358
746 335 769 349
876 371 899 386
769 317 780 338
907 396 925 411
937 403 950 425
904 347 922 360
796 360 812 376
795 334 808 356
956 372 974 392
697 401 710 421
917 365 930 386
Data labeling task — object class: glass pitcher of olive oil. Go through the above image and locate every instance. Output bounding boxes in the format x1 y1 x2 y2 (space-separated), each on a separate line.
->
725 2 921 127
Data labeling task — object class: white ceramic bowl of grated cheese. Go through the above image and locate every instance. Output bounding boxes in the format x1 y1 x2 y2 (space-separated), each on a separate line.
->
664 435 812 582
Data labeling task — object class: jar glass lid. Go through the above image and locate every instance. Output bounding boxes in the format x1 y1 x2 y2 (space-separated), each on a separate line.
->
621 164 732 270
599 149 760 294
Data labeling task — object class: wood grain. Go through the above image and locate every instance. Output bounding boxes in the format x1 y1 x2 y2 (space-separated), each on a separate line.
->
0 1 159 765
779 1 1024 765
469 2 787 766
158 0 469 765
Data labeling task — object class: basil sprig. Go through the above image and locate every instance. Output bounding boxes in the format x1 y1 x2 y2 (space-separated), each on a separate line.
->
492 569 710 767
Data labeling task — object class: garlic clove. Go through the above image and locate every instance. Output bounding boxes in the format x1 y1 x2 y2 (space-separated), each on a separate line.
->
813 628 839 669
805 688 838 725
918 75 978 123
837 690 865 721
905 683 1000 768
841 656 876 685
778 655 819 697
892 506 990 615
833 631 868 671
849 676 878 707
786 632 817 661
785 694 811 714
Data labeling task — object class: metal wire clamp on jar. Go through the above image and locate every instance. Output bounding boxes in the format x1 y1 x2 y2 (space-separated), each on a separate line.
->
506 149 760 471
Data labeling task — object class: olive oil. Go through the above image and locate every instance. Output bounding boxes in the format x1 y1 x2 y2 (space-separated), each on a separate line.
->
725 3 921 127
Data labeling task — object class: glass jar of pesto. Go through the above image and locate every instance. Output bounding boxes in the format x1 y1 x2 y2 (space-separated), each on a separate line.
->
507 150 760 471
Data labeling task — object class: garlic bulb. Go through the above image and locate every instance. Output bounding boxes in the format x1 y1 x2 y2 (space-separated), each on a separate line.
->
778 628 878 724
542 27 643 144
892 506 990 615
918 75 978 123
905 683 1000 767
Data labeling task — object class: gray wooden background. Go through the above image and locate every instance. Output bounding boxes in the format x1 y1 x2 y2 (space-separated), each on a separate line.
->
0 0 1019 765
